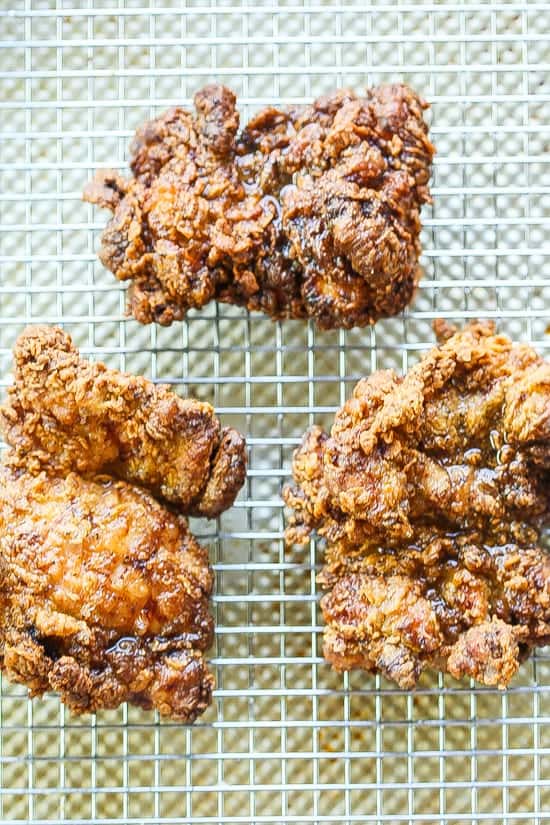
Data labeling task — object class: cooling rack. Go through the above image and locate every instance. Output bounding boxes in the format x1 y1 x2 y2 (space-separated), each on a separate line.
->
1 1 549 822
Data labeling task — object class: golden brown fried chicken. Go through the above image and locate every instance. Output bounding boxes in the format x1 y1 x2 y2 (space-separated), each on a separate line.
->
284 322 550 687
0 326 248 718
320 529 550 689
0 325 246 518
285 322 550 550
84 83 434 329
0 468 214 720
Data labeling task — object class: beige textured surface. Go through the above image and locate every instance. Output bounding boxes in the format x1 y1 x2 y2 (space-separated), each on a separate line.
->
0 0 549 822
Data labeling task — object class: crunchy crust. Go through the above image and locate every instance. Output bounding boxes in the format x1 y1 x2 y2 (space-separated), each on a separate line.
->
0 325 247 518
84 83 434 329
284 322 550 688
285 322 550 549
320 529 550 689
0 469 214 720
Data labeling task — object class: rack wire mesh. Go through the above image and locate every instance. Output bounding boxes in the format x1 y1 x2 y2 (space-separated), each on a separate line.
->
0 0 550 822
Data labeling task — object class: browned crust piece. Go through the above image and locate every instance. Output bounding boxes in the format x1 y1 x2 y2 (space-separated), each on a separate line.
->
284 322 550 688
0 469 214 720
284 321 550 550
0 325 247 518
320 530 550 689
84 83 434 329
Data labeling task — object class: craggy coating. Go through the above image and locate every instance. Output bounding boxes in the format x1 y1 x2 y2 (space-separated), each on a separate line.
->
284 322 550 687
0 325 246 518
84 83 434 329
0 468 214 720
284 322 550 550
320 530 550 689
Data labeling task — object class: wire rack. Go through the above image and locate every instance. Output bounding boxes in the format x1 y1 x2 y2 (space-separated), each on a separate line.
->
0 1 549 823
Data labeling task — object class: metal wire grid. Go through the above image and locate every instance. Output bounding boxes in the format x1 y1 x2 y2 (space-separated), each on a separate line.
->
0 0 550 822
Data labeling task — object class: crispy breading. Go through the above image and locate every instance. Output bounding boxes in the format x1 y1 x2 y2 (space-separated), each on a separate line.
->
284 322 550 687
320 530 550 688
0 325 248 718
0 468 214 720
285 322 550 550
84 83 434 329
0 325 246 518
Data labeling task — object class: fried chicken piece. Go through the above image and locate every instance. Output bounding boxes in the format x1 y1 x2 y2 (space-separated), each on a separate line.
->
0 326 245 718
319 529 550 689
84 83 434 329
284 321 550 687
0 468 214 720
284 322 550 550
0 325 246 518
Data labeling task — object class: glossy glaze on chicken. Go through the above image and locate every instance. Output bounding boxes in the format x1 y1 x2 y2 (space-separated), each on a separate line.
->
85 83 434 329
285 322 550 687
